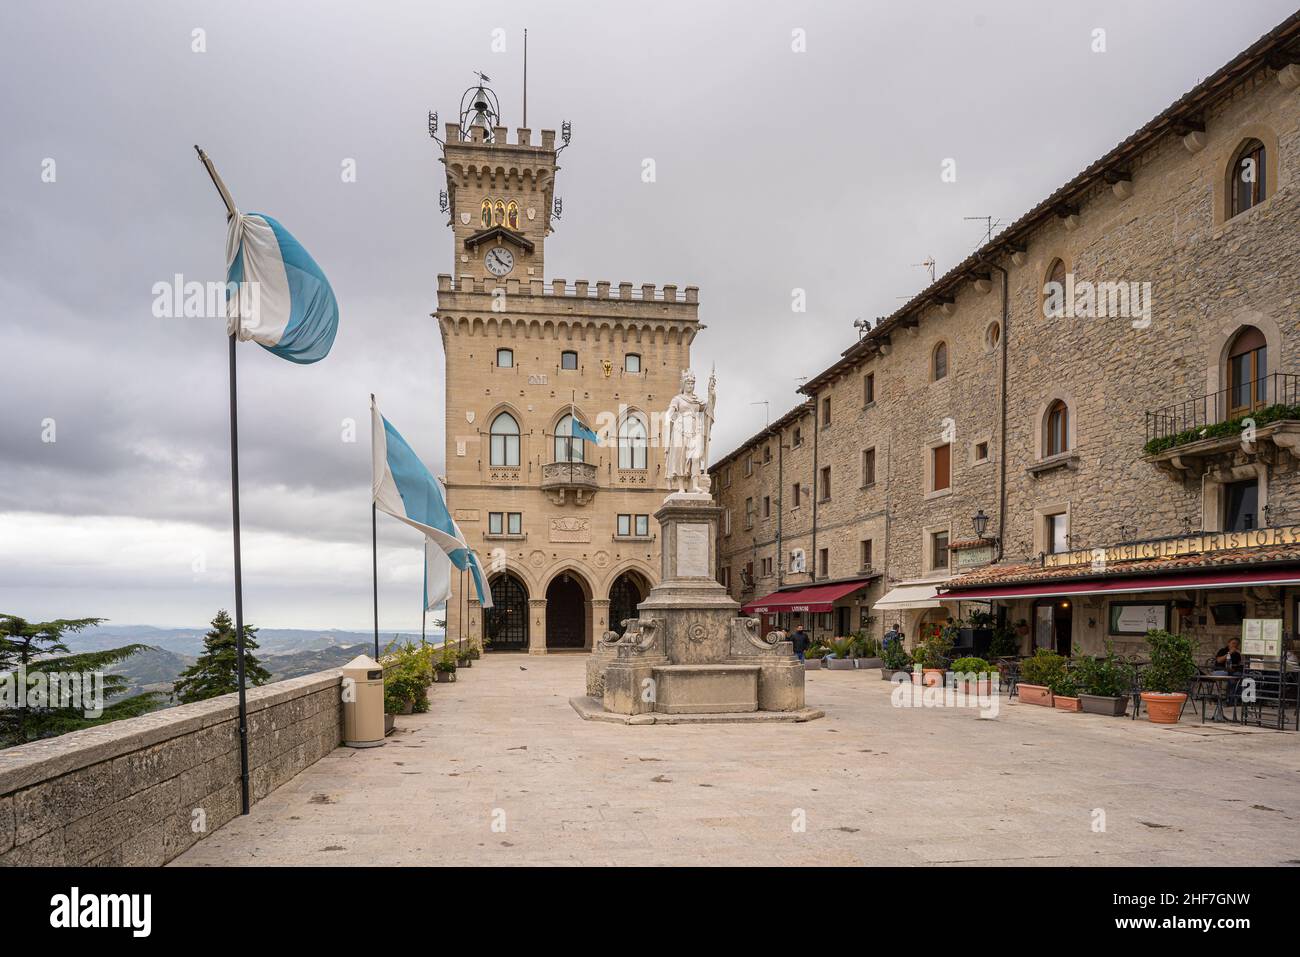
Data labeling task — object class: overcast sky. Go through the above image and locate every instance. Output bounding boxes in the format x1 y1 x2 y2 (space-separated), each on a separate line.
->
1 0 1294 630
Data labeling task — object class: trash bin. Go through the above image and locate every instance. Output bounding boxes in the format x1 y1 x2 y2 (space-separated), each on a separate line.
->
341 655 385 748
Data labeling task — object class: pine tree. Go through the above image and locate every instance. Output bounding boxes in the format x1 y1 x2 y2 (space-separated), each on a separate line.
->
0 614 165 747
173 610 272 704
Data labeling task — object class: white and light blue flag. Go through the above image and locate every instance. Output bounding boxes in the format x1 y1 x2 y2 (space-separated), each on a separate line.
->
226 211 339 364
424 538 452 612
371 398 492 608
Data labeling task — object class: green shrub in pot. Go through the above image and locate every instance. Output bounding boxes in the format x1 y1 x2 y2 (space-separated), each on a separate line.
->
1020 648 1067 687
1143 629 1197 693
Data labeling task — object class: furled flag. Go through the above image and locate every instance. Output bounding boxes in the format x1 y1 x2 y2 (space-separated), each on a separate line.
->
424 537 452 611
371 398 492 608
226 211 339 364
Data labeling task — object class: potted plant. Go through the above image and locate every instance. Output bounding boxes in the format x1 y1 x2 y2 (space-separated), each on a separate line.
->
950 656 996 695
880 637 911 680
1049 668 1082 712
826 636 857 670
1018 649 1065 707
851 632 884 669
803 642 828 670
987 621 1020 659
913 628 953 686
1076 643 1133 716
435 646 458 683
1140 629 1198 724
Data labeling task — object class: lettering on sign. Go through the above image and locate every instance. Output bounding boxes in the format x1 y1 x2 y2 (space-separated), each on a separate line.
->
528 374 548 385
676 523 710 578
453 509 480 522
1042 525 1300 569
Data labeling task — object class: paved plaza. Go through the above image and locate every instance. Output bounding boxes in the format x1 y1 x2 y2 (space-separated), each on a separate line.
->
173 656 1300 867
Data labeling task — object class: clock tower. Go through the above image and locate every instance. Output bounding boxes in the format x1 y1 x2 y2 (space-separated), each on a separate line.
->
433 78 702 658
438 78 559 283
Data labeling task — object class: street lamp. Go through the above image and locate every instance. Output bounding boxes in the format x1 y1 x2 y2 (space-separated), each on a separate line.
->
971 508 989 539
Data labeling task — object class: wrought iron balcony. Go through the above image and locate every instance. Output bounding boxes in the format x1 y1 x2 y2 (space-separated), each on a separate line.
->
1143 373 1300 475
540 461 599 505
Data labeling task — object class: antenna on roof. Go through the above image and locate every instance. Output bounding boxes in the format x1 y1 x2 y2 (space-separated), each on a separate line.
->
750 400 770 426
964 215 1005 247
912 257 936 284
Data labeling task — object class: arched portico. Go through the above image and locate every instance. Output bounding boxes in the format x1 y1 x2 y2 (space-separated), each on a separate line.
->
607 568 652 636
483 571 529 652
543 567 594 651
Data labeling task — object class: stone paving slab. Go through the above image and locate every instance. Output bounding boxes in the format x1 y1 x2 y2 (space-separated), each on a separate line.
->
172 656 1300 867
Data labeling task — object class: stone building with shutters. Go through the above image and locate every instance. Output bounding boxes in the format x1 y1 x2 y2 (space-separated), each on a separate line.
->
711 13 1300 662
435 82 701 654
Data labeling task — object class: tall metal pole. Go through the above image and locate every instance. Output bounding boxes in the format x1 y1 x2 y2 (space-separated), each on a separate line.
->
195 145 251 817
372 394 380 659
229 332 250 816
522 28 528 130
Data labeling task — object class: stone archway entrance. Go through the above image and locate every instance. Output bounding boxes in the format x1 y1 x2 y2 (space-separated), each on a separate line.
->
484 572 529 652
545 572 588 649
607 570 650 637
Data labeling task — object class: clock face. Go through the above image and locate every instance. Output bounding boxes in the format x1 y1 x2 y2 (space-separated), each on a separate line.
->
484 247 514 276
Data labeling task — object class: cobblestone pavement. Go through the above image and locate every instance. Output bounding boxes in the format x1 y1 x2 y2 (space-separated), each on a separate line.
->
173 655 1300 866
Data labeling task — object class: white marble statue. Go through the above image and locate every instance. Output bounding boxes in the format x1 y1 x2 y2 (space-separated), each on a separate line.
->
664 366 716 494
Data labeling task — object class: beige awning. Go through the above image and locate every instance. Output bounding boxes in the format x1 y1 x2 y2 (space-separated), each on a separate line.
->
873 580 951 610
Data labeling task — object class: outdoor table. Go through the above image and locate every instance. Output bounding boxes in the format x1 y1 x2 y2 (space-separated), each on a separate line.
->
1198 674 1236 723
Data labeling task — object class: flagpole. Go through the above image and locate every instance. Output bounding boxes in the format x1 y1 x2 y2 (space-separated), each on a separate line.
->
371 393 380 660
194 145 251 817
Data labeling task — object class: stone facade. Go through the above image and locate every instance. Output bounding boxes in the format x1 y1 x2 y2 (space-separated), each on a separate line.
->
0 670 342 866
710 22 1300 660
435 112 701 654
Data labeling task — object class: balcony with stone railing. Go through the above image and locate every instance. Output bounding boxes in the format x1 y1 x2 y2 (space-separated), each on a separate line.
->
540 461 599 505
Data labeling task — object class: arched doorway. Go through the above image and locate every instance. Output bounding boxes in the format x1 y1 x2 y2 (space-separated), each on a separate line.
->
484 573 528 652
607 570 650 637
545 571 589 649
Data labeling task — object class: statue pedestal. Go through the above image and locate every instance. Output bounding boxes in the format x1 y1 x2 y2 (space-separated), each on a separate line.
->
578 494 821 724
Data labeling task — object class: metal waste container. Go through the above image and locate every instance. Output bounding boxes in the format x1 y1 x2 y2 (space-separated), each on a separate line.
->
341 655 385 747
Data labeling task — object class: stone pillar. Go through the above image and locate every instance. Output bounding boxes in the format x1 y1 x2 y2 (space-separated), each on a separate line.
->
528 598 547 655
466 600 481 645
589 599 610 651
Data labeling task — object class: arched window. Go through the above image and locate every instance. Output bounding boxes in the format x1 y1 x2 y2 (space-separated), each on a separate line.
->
554 414 585 463
480 199 493 229
1227 326 1267 416
618 413 648 470
1230 139 1267 218
932 341 949 381
1043 258 1067 318
1044 400 1069 458
985 321 1001 351
489 412 520 467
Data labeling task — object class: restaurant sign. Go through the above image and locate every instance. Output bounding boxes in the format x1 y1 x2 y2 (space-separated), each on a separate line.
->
1041 525 1300 570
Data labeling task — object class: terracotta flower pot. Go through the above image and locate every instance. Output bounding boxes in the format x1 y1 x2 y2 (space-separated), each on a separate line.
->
922 668 945 687
1141 691 1187 724
959 676 992 696
1053 695 1081 712
1018 683 1053 707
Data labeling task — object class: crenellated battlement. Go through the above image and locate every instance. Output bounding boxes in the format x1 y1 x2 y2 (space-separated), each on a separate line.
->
444 123 557 151
437 273 699 305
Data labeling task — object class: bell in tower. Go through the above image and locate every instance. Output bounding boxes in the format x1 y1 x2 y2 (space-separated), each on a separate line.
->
459 73 500 143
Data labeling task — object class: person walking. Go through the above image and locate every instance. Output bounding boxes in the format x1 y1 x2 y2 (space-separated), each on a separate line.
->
791 625 811 661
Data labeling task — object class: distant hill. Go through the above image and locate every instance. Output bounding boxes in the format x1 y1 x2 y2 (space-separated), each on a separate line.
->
70 624 441 658
87 628 436 703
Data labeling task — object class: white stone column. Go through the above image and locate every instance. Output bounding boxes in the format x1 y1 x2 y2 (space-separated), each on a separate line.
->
528 598 547 655
589 599 611 650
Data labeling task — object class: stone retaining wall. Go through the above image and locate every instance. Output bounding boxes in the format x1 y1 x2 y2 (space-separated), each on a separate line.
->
0 670 344 866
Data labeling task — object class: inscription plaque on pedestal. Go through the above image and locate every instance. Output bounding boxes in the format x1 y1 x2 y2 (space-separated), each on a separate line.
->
676 523 710 578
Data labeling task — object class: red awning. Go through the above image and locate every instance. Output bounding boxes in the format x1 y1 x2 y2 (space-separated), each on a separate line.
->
943 566 1300 601
743 579 872 615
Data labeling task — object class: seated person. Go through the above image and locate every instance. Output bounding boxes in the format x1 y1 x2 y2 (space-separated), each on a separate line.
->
1213 637 1242 675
